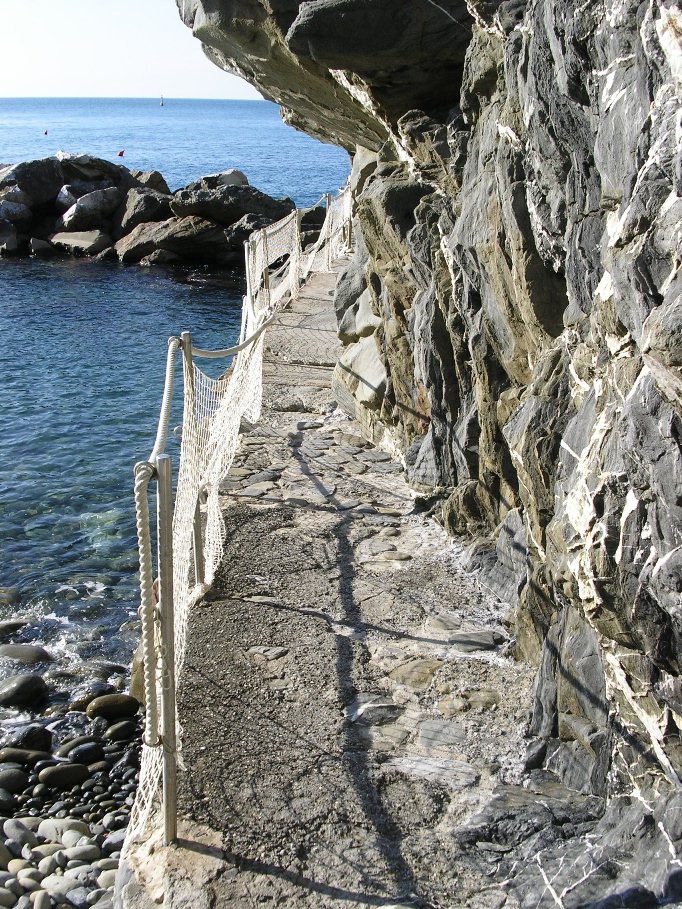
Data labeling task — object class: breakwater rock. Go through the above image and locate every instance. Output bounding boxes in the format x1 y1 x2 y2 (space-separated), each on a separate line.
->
0 153 295 267
179 0 682 902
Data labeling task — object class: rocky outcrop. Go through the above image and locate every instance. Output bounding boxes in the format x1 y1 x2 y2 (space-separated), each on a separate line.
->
178 0 682 900
0 155 291 267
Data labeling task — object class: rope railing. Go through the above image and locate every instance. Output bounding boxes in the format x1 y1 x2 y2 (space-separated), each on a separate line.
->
125 184 353 852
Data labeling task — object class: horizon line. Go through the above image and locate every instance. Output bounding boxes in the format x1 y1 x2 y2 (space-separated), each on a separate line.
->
0 96 268 102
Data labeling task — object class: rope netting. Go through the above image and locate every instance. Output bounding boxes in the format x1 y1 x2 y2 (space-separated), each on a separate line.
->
125 185 352 849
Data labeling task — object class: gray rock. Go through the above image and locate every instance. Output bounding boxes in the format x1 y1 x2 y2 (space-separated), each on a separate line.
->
0 219 18 254
58 187 122 231
170 184 294 227
130 169 171 194
28 238 55 256
50 230 112 256
115 187 172 235
0 157 63 206
0 200 31 226
2 821 36 849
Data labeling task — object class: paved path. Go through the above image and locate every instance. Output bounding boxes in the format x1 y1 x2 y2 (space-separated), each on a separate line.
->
120 268 541 909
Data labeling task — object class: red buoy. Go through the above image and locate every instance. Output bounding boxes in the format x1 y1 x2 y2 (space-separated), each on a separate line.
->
117 150 125 157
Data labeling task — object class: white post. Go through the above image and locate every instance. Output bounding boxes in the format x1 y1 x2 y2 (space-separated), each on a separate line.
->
325 193 332 271
156 453 177 846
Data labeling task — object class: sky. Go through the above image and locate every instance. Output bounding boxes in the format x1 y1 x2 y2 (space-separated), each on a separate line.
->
0 0 263 99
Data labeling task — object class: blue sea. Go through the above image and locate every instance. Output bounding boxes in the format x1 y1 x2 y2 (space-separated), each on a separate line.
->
0 98 349 707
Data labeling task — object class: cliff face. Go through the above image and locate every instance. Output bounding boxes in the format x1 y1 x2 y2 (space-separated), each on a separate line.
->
179 0 682 890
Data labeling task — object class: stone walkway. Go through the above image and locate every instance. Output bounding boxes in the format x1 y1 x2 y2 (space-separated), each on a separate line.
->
120 270 605 909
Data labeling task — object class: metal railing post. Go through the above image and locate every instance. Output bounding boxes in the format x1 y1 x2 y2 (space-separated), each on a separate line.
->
261 229 270 311
156 453 177 846
325 193 332 271
192 497 205 587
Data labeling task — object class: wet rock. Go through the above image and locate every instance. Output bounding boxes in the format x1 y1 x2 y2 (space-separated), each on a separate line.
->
0 621 28 640
0 675 48 709
0 219 18 254
28 238 55 257
68 682 115 713
0 645 52 664
0 770 28 794
85 694 139 720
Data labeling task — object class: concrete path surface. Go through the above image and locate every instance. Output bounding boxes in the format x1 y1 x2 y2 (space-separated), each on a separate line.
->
118 269 576 909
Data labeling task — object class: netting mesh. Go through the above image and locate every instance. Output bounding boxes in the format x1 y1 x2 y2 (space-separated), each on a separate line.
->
126 185 351 848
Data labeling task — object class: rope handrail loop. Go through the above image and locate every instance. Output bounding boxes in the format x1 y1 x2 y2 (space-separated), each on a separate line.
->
149 336 182 464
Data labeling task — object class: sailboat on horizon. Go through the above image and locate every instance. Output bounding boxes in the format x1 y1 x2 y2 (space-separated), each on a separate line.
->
160 95 164 107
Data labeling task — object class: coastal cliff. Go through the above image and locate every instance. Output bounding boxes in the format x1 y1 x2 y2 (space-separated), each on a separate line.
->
177 0 682 900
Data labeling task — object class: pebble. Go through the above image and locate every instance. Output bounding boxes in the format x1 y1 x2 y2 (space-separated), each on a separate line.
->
0 774 28 797
32 893 51 909
3 823 36 850
85 695 139 721
0 887 15 908
38 765 89 790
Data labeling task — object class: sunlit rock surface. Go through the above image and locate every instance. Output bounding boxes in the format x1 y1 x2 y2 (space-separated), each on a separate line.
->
178 0 682 901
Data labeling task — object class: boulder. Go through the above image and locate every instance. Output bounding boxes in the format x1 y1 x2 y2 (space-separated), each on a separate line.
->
54 180 111 214
56 152 134 190
28 237 55 257
58 187 122 231
131 169 171 194
115 220 165 262
0 674 48 708
223 212 274 248
185 168 249 191
0 186 31 207
0 158 64 207
0 199 31 226
115 187 172 235
115 216 235 265
170 184 294 227
50 230 112 256
0 219 18 254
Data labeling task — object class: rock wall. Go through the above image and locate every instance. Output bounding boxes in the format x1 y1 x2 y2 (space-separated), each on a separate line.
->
178 0 682 892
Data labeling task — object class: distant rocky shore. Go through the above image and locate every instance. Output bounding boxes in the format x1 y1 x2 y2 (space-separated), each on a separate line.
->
0 152 321 268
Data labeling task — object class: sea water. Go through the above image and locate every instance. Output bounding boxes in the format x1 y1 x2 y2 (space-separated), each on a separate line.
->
0 98 349 703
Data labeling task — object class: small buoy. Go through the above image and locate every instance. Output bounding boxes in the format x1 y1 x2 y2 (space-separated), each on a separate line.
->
117 149 124 157
43 130 48 136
